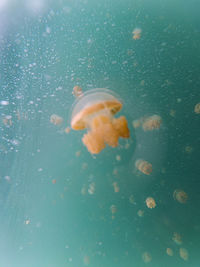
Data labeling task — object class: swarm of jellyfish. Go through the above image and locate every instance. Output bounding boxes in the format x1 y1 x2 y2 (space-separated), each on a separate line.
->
70 88 130 154
135 159 152 175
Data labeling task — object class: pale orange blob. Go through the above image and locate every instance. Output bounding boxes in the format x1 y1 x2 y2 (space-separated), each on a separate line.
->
50 114 63 125
142 115 162 131
142 252 152 263
179 247 189 261
71 89 130 154
172 232 182 245
132 28 142 40
72 85 83 98
194 103 200 114
135 159 152 175
173 189 188 204
146 197 156 209
65 127 71 134
166 248 173 256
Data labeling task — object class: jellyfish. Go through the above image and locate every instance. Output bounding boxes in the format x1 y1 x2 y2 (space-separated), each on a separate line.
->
173 189 188 204
166 248 173 256
142 252 152 263
172 232 182 245
132 28 142 40
194 103 200 114
179 248 189 261
50 114 63 125
146 197 156 209
113 182 120 193
137 209 144 217
135 159 152 175
70 88 130 154
142 115 162 131
72 85 83 98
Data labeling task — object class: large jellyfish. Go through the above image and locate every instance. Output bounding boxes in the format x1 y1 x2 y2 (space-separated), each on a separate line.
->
70 88 130 154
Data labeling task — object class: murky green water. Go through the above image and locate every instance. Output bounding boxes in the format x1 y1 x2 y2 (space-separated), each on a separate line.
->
0 0 200 266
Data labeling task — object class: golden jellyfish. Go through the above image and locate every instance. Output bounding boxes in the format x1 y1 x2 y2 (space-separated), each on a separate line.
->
146 197 156 209
135 159 152 175
173 189 188 204
142 115 162 131
50 114 63 125
142 252 152 263
194 103 200 114
179 247 189 261
172 232 182 245
70 88 130 154
166 248 173 256
72 85 83 98
132 28 142 40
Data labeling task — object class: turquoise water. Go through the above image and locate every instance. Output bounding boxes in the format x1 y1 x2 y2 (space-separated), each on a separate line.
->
0 0 200 266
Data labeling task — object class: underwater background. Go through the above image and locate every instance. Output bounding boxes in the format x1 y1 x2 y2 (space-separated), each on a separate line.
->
0 0 200 266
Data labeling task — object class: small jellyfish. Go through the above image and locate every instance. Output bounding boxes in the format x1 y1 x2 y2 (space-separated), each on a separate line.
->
173 189 188 204
137 209 144 217
132 28 142 40
113 182 120 193
166 248 173 256
142 252 152 263
72 85 83 98
110 204 117 218
88 182 95 195
135 159 152 175
132 119 141 129
172 232 182 245
50 114 63 125
146 197 156 209
70 88 130 154
179 247 189 261
142 115 162 131
194 103 200 114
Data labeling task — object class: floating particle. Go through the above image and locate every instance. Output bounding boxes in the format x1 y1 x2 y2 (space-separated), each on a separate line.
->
146 197 156 209
142 251 152 263
173 189 188 204
172 232 182 245
50 114 63 125
194 103 200 114
113 182 120 193
179 247 189 261
70 89 130 154
166 247 173 256
132 28 142 40
142 115 162 131
135 159 152 175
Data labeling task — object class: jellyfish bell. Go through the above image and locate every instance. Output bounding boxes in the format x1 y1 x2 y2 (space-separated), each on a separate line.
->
70 88 130 154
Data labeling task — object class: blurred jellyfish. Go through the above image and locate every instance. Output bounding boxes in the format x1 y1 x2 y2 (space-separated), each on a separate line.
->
142 252 152 263
72 85 83 98
110 205 117 219
113 182 120 193
132 119 141 129
179 248 189 261
70 89 130 154
135 159 152 175
166 248 173 256
194 103 200 114
172 232 182 245
137 209 144 217
146 197 156 209
129 194 135 204
88 182 95 195
142 115 162 131
132 28 142 40
83 255 90 265
173 189 188 204
50 114 63 125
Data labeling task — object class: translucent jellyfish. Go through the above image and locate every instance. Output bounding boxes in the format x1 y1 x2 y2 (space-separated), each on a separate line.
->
179 247 189 261
137 209 144 217
132 28 142 40
72 85 83 98
146 197 156 209
166 248 173 256
142 252 152 263
194 103 200 114
142 115 162 131
135 159 152 175
70 88 130 154
50 114 63 125
173 189 188 204
172 232 182 245
88 182 95 195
